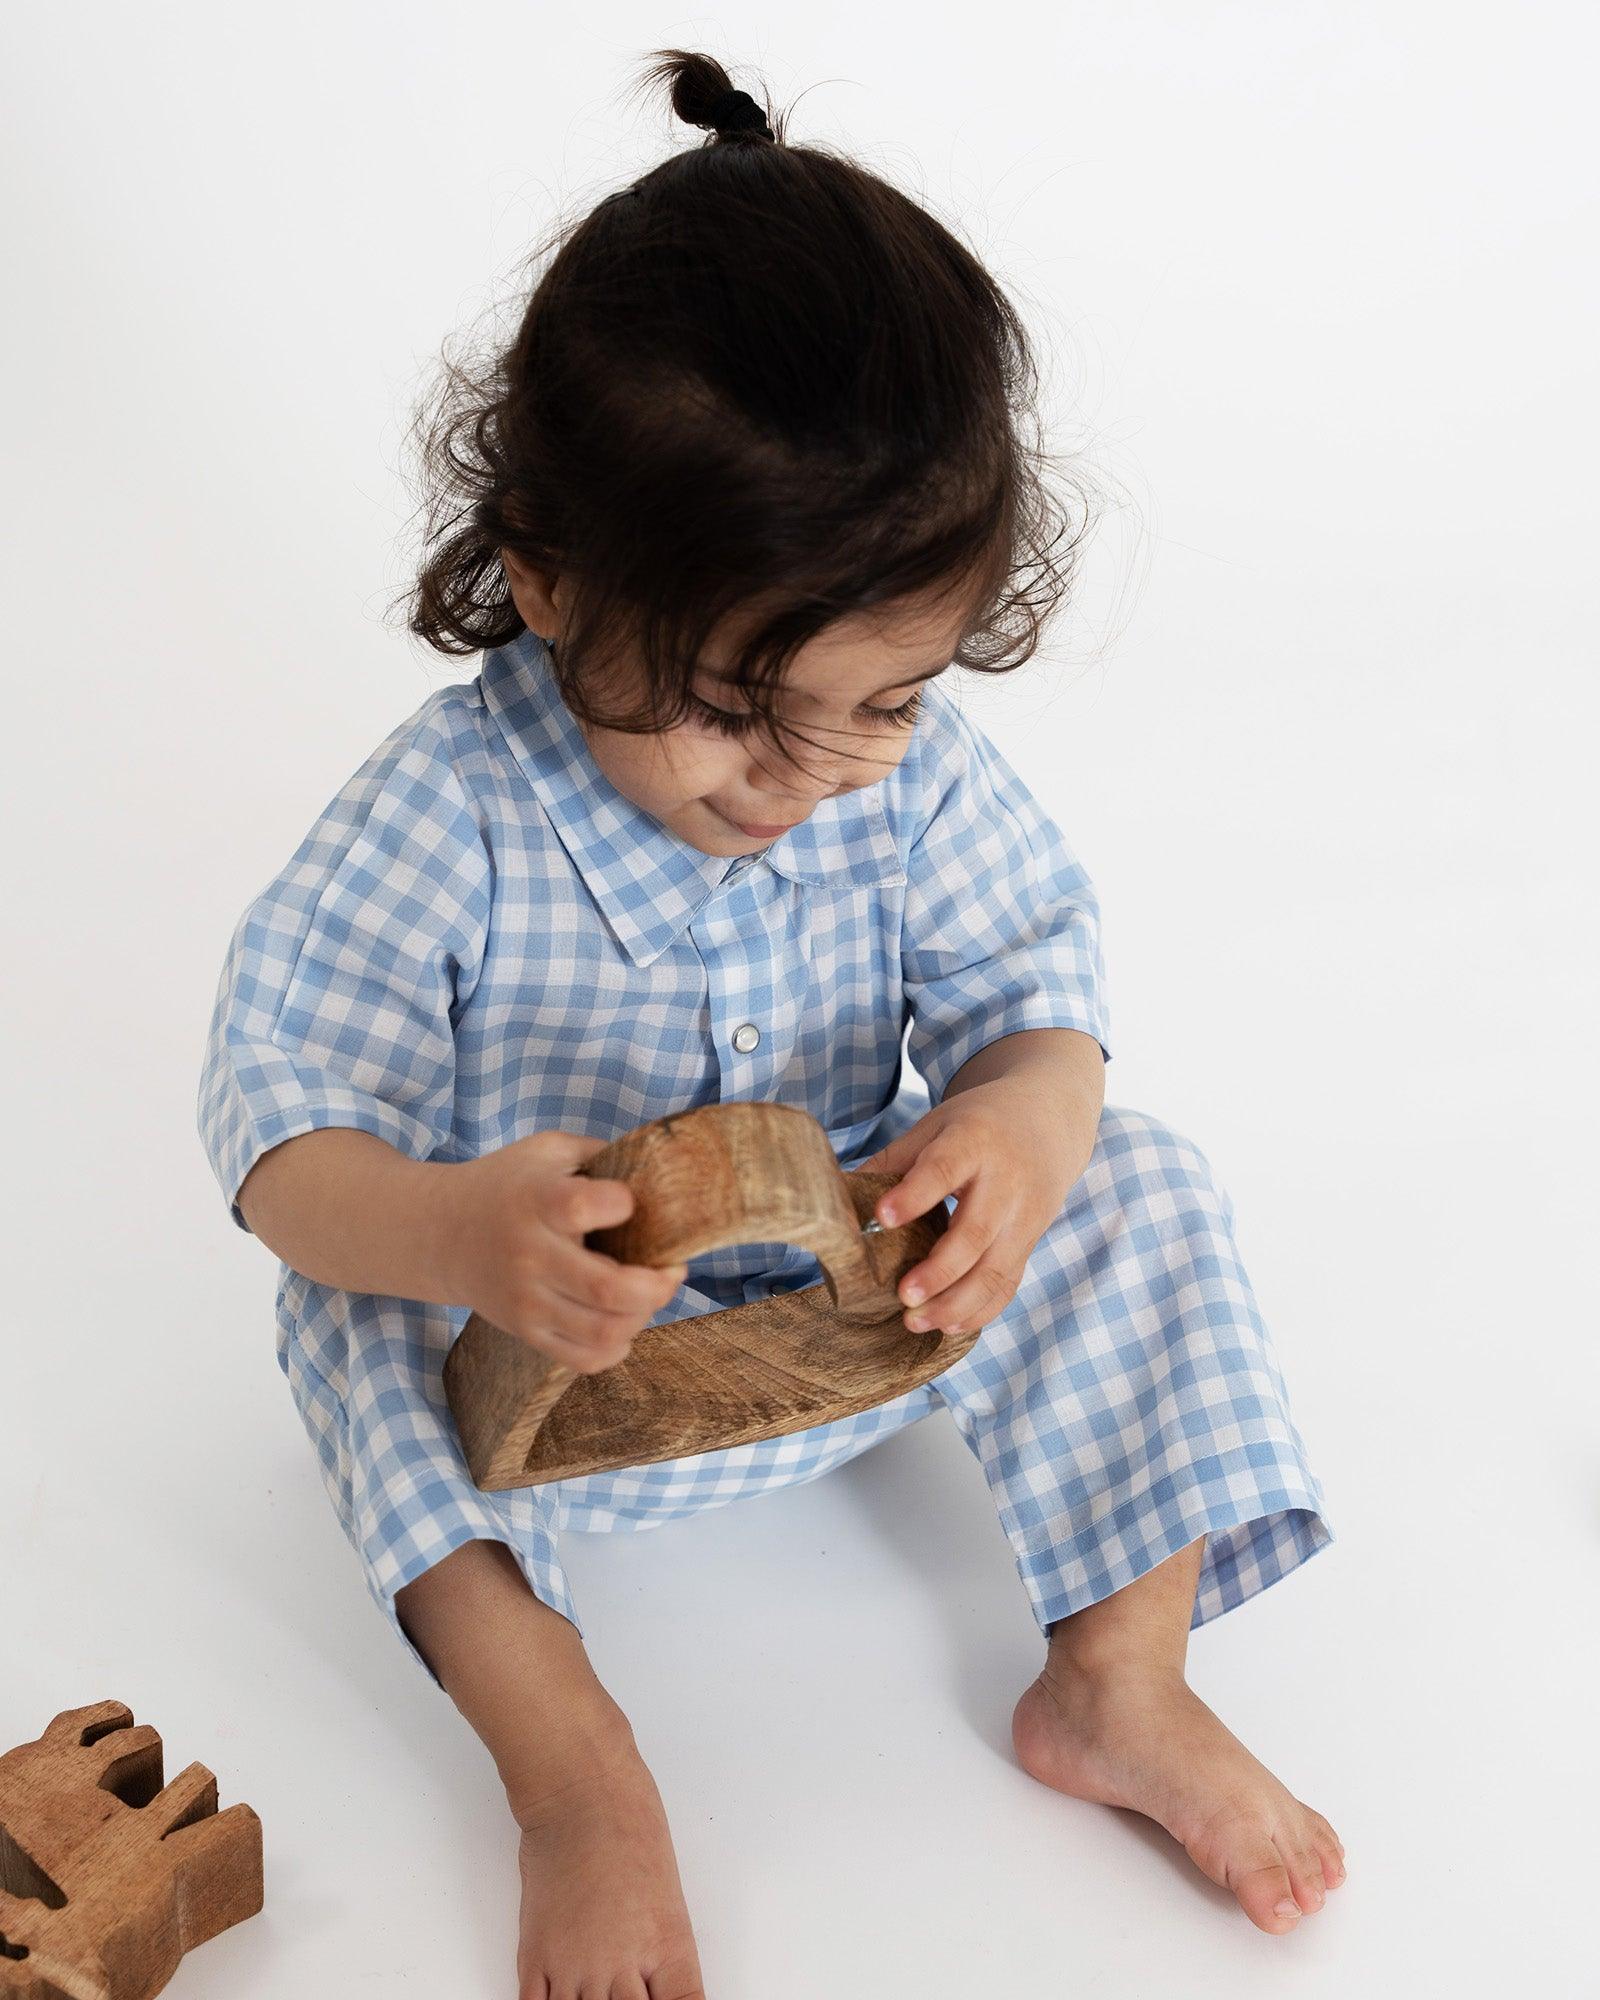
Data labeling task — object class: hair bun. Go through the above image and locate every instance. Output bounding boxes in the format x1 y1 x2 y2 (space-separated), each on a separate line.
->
701 84 774 142
639 51 778 145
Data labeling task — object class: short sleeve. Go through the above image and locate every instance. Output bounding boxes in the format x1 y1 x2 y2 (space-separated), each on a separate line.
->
196 722 493 1235
901 695 1110 1106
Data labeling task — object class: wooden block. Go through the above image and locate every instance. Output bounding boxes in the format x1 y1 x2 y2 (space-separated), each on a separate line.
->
0 1701 263 1999
445 1099 983 1490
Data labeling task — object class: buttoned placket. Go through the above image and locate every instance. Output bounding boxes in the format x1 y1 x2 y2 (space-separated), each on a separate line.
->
700 851 770 1076
689 848 801 1299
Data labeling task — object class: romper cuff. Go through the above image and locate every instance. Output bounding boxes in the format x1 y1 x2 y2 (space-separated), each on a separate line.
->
921 995 1112 1106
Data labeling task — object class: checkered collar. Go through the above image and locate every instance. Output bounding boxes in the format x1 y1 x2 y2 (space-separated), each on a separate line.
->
479 627 907 967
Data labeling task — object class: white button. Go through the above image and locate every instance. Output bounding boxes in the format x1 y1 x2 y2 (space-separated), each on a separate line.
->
732 1022 761 1053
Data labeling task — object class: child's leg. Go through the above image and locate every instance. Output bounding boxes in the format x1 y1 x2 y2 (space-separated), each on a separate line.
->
396 1538 708 2000
276 1283 711 1997
927 1105 1344 1933
1013 1534 1344 1934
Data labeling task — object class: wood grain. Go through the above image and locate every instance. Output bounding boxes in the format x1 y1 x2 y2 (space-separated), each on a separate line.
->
0 1701 262 1999
444 1100 979 1490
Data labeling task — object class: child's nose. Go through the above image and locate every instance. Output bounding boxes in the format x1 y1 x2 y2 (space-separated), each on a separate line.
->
754 767 853 809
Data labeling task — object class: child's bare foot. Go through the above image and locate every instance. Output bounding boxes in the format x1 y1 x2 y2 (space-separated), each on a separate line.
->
1011 1658 1346 1935
512 1728 707 1999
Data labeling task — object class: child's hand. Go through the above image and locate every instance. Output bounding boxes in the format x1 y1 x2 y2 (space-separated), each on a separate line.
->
858 1082 1095 1338
439 1132 688 1374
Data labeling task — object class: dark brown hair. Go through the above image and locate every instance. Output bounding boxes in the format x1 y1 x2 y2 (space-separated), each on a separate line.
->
392 48 1097 770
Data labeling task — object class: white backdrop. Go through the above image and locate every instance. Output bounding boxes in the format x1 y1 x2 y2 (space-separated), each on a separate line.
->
3 5 1596 1994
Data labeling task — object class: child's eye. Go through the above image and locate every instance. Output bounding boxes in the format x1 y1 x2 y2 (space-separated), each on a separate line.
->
862 691 925 727
685 689 923 736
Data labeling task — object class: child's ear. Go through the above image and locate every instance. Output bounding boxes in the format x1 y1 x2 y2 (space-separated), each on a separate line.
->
499 547 563 636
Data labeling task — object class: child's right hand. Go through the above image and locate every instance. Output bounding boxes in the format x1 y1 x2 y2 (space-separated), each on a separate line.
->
439 1131 689 1374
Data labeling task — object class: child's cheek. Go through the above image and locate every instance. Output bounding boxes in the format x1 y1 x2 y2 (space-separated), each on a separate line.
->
643 723 717 791
678 733 742 795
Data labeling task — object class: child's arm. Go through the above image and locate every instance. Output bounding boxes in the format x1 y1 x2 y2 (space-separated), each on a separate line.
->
939 1022 1107 1183
240 1122 684 1373
942 1023 1105 1129
872 1011 1104 1199
235 1127 462 1302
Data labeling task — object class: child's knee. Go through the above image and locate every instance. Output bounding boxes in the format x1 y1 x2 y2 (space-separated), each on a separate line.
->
1094 1104 1235 1222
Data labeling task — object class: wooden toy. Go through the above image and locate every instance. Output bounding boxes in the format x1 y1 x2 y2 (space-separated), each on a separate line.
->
0 1700 262 2000
445 1099 982 1490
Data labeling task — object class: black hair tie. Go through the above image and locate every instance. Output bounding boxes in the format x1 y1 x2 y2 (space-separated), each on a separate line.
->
704 86 773 139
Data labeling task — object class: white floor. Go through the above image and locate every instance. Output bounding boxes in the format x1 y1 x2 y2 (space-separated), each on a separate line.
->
8 1110 1595 1995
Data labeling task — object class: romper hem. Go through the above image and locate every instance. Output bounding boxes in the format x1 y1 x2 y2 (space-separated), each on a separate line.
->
1011 1495 1333 1638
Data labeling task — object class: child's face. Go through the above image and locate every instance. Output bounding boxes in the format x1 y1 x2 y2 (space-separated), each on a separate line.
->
502 555 967 857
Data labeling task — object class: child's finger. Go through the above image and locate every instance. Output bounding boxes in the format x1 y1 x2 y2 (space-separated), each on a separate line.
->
875 1137 970 1227
557 1175 636 1232
542 1234 689 1315
525 1318 633 1375
904 1255 1020 1334
860 1129 920 1179
896 1202 1000 1309
527 1129 622 1170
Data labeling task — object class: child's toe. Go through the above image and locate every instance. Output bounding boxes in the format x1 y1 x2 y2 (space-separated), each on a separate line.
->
1304 1806 1346 1887
1284 1842 1328 1914
646 1970 708 1999
1227 1839 1304 1934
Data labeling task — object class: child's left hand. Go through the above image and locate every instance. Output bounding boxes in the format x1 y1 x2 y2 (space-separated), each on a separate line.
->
857 1079 1097 1336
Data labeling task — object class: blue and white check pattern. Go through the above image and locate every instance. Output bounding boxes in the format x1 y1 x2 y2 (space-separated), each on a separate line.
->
197 628 1330 1681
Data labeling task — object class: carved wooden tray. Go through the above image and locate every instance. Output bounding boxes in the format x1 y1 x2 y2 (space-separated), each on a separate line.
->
444 1100 979 1490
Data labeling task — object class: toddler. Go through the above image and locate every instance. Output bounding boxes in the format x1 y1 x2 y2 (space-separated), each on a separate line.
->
197 50 1342 1998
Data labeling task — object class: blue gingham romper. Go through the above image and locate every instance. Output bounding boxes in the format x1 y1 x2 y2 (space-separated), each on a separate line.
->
196 627 1331 1681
